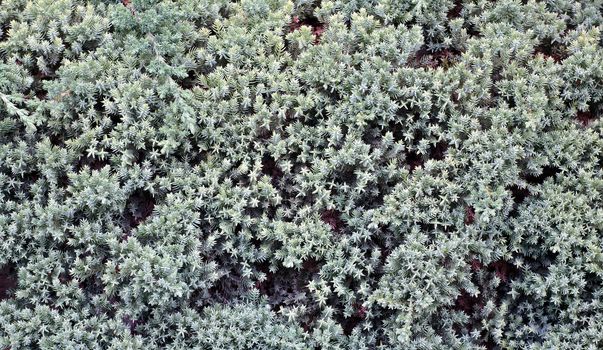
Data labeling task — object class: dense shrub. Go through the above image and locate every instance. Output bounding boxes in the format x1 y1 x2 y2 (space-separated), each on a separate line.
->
1 0 602 348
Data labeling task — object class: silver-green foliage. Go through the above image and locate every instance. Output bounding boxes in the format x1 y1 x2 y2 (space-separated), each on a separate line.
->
1 0 602 348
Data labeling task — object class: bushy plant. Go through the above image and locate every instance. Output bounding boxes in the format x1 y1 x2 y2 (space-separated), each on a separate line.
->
1 0 602 348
